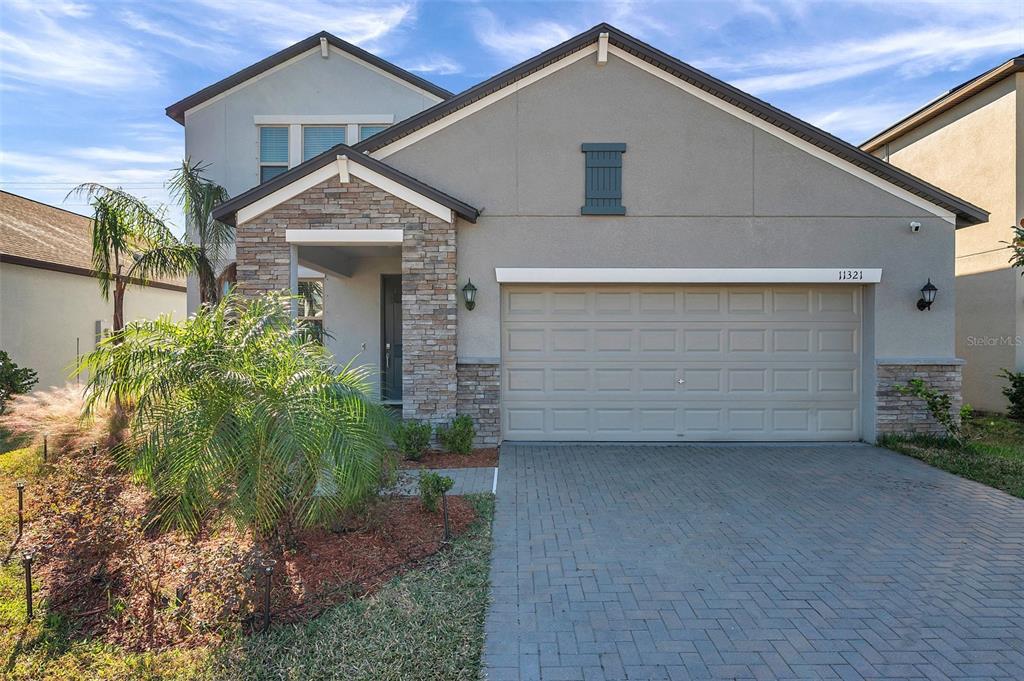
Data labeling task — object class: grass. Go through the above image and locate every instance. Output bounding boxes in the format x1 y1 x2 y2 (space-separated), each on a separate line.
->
880 413 1024 499
0 443 495 681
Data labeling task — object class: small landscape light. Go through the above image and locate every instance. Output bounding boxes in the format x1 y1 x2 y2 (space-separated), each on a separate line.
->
42 434 48 463
917 279 938 311
15 480 26 537
461 279 477 311
22 550 35 621
260 558 276 632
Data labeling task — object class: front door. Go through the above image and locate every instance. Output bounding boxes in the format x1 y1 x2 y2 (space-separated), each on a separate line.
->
381 274 402 402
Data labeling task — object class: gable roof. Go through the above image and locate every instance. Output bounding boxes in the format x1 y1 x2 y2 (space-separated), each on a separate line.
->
861 54 1024 153
353 23 988 226
0 191 185 291
165 31 453 124
212 144 479 226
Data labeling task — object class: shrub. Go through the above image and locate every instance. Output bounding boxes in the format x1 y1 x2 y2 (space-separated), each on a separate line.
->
419 472 454 512
0 350 37 414
0 383 118 454
394 420 432 460
894 378 974 446
1000 369 1024 422
436 415 475 455
76 291 393 540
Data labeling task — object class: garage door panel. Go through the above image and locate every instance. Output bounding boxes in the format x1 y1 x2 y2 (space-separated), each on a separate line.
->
502 285 862 441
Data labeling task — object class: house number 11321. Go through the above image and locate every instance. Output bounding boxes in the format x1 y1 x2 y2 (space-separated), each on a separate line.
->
838 270 863 281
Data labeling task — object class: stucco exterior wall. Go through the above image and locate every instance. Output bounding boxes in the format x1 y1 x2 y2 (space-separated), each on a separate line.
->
877 75 1019 412
0 263 185 389
382 54 957 366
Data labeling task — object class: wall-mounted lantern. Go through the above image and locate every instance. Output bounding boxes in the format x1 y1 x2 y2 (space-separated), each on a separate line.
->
462 279 478 311
917 279 938 311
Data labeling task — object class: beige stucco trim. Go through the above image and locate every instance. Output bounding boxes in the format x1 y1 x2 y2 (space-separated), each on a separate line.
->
236 156 455 226
494 267 883 284
285 229 403 245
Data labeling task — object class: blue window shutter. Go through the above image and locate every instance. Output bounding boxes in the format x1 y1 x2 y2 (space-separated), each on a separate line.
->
359 125 388 141
581 143 626 215
302 126 346 161
259 127 289 163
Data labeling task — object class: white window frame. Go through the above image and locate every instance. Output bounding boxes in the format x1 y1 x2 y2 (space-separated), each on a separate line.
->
297 277 326 342
254 115 395 169
258 125 289 183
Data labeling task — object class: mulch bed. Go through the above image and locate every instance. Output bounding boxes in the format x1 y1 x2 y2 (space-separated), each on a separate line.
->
398 448 499 469
268 495 476 623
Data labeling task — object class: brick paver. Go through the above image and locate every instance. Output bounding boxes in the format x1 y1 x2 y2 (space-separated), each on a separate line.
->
483 443 1024 680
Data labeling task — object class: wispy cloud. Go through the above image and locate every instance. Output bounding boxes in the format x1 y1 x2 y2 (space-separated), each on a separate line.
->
709 24 1021 94
803 101 919 141
405 55 462 75
185 0 415 50
473 10 576 62
0 3 160 92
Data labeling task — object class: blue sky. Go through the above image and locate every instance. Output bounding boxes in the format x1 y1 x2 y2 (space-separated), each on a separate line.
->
0 0 1021 228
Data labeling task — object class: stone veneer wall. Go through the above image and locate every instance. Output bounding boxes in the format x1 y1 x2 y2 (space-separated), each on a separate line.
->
235 175 457 425
876 362 964 437
456 362 500 446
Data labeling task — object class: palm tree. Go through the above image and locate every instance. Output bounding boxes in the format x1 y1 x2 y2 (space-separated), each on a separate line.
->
70 183 199 334
77 292 392 541
168 159 232 304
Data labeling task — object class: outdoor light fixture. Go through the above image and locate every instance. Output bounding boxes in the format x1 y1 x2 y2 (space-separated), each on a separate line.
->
462 279 478 311
917 279 938 311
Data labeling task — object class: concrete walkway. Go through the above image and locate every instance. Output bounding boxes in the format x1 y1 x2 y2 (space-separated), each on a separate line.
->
484 443 1024 680
393 466 497 496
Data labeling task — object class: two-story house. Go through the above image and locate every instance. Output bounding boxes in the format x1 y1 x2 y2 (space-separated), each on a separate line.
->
167 25 987 445
862 55 1024 413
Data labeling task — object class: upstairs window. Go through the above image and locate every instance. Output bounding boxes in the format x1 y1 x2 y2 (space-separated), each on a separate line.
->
581 143 626 215
359 124 389 142
302 126 346 161
259 126 289 183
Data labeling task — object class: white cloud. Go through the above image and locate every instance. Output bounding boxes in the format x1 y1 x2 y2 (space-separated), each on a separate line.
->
803 101 919 142
405 55 462 75
185 0 415 50
0 3 159 91
69 146 183 165
473 11 576 62
119 10 216 53
721 25 1022 94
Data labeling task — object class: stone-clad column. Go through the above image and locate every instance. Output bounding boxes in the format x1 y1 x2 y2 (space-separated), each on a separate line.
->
401 214 458 425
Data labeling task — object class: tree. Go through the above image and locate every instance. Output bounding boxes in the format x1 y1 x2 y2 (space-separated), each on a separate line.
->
168 159 232 305
77 292 392 541
70 184 199 333
0 351 37 414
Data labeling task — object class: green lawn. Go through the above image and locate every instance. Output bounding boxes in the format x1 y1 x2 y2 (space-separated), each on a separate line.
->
880 413 1024 499
0 444 495 681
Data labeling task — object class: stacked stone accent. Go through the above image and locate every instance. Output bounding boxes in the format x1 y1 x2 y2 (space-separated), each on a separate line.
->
876 362 964 437
457 362 501 446
235 175 457 425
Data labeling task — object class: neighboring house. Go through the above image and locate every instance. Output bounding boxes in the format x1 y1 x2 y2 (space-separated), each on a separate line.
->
0 191 186 389
862 55 1023 413
170 24 987 445
165 31 451 314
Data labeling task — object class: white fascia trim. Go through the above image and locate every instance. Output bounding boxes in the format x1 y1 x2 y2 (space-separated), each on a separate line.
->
286 229 403 245
494 267 883 284
607 46 957 224
236 157 454 226
238 163 336 224
185 48 320 121
328 45 445 103
254 114 395 125
372 44 599 159
347 163 454 223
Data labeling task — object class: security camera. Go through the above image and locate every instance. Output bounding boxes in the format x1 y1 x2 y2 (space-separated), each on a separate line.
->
909 221 922 233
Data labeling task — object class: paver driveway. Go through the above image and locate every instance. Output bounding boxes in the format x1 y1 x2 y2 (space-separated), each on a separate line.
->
483 443 1024 680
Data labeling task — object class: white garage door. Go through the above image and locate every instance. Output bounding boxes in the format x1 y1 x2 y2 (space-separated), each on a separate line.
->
501 284 862 441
